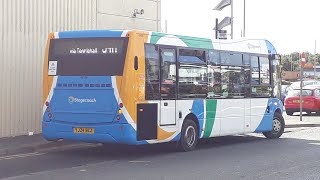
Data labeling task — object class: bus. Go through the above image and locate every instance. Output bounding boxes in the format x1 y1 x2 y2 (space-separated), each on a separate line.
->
42 30 284 151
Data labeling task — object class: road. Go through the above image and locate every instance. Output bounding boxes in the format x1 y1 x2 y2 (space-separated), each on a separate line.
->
1 113 320 180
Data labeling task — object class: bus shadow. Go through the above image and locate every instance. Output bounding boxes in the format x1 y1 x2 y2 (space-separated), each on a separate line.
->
52 135 270 160
47 135 320 170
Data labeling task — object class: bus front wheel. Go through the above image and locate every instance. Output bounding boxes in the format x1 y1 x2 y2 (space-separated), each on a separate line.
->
263 112 285 139
178 119 199 152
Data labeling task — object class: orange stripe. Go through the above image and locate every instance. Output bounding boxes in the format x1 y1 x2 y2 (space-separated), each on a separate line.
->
42 32 55 104
119 30 149 123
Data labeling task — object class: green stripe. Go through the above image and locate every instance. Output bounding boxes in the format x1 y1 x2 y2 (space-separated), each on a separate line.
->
150 32 213 49
203 100 217 138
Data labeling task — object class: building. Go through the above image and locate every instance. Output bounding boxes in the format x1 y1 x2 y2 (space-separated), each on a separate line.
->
0 0 161 138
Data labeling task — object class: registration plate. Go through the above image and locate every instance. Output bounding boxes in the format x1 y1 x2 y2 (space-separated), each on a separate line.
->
293 100 304 103
73 127 94 134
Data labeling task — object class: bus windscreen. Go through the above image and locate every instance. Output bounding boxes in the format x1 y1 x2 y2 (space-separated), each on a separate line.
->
48 37 128 76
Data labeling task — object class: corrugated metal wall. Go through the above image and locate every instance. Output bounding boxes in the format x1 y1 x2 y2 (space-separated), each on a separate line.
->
0 0 97 138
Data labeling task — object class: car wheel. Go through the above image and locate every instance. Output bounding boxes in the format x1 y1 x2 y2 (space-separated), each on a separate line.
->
263 112 285 139
286 111 293 116
178 119 198 152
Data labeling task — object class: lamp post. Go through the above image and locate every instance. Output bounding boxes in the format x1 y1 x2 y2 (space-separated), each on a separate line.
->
230 0 234 39
213 0 233 39
243 0 246 37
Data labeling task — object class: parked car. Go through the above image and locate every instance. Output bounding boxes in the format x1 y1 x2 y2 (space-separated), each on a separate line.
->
284 87 320 116
282 80 320 104
280 85 289 104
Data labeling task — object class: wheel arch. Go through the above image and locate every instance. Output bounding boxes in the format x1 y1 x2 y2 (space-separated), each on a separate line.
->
275 108 282 115
183 113 200 137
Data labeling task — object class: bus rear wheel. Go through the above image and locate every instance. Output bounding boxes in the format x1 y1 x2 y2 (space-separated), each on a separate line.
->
178 119 198 152
263 112 285 139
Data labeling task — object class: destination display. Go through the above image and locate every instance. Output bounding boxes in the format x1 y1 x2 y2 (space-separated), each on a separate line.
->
48 37 128 76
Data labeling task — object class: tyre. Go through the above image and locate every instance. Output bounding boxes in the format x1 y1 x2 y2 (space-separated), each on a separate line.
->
286 110 293 116
178 119 199 152
263 112 285 139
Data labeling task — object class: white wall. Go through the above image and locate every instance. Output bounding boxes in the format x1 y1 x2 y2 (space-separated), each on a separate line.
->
97 0 161 31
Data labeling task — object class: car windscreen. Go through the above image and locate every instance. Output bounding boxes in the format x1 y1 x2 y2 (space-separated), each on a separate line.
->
287 89 313 97
48 37 128 76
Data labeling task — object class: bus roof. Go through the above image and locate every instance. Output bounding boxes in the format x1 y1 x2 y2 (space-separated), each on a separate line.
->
53 29 277 55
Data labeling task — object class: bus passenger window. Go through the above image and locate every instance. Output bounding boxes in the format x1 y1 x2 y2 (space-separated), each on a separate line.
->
208 65 222 98
178 49 207 99
251 56 259 85
259 57 270 85
221 66 244 98
160 48 177 100
208 50 220 65
145 44 160 100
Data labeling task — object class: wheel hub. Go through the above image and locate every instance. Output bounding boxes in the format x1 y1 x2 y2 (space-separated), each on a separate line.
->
273 118 281 132
185 126 196 147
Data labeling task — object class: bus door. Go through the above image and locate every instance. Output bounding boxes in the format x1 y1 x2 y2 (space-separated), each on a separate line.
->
159 47 177 126
244 98 251 133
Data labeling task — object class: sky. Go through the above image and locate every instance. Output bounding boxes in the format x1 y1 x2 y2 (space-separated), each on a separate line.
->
161 0 320 54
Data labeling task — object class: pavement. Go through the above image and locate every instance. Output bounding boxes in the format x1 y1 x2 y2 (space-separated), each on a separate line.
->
0 134 84 157
0 112 319 157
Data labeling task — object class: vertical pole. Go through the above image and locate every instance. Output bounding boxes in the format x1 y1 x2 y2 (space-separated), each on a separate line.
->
314 40 317 79
231 0 234 39
215 18 218 39
300 65 303 121
291 54 293 71
243 0 246 37
300 53 304 122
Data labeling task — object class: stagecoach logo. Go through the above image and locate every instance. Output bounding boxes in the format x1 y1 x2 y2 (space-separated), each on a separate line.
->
68 96 97 104
247 43 260 49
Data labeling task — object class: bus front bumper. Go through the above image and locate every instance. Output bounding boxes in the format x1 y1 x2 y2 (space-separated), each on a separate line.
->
42 121 142 145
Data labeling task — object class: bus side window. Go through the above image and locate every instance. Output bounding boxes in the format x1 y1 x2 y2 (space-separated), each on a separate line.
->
160 48 177 100
178 49 207 99
208 50 222 98
250 56 260 85
145 44 160 100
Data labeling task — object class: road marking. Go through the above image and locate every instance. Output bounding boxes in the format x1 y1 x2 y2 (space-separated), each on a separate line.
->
0 152 45 161
128 160 151 163
309 143 320 146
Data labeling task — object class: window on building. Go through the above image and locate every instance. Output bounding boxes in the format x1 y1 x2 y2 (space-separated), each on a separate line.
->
178 49 207 99
145 44 160 100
